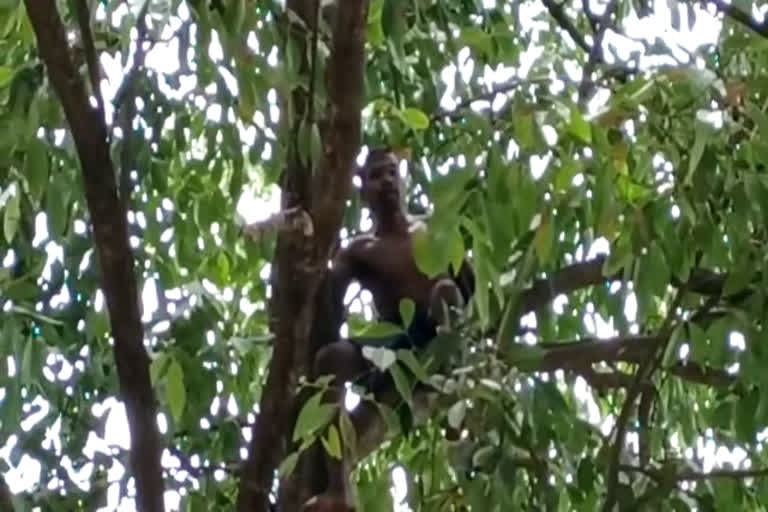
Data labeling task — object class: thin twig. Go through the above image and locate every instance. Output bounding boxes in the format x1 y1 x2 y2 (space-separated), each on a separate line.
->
432 77 548 121
75 0 106 122
541 0 591 52
117 0 151 205
578 0 618 107
705 0 768 39
112 0 152 112
602 286 686 512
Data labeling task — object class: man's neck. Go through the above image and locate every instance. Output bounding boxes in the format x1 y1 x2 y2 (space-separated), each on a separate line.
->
373 209 410 237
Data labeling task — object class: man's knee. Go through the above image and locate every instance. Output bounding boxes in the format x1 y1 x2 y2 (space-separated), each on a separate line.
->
314 340 365 383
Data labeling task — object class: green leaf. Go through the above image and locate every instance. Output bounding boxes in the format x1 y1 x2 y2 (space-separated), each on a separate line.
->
278 451 300 478
723 262 755 296
4 187 20 244
355 321 403 339
533 213 554 264
166 359 186 424
46 174 70 236
390 362 412 405
23 139 49 205
293 392 337 442
459 26 492 56
685 122 712 184
338 412 357 458
377 403 400 433
401 107 430 131
568 108 592 143
745 102 768 137
361 346 397 371
447 400 466 429
412 228 447 278
398 298 415 328
396 349 428 382
0 66 13 88
449 226 466 276
150 353 169 386
513 114 535 150
367 0 385 46
321 424 342 460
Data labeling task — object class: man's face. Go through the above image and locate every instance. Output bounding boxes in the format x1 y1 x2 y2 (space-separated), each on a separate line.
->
361 152 401 210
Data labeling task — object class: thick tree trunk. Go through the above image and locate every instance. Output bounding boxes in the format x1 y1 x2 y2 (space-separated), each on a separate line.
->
237 2 368 511
23 3 165 511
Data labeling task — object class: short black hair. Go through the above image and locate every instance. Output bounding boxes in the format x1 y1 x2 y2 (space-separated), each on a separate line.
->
364 146 394 167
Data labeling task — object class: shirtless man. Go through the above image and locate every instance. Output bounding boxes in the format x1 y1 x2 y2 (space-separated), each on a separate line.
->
302 147 474 511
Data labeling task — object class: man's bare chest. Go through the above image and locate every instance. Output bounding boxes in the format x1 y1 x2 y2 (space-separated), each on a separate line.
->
352 237 432 297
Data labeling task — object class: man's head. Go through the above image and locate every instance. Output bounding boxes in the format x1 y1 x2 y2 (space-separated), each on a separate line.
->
359 147 402 213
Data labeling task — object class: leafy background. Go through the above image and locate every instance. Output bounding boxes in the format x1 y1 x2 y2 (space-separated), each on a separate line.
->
2 0 768 510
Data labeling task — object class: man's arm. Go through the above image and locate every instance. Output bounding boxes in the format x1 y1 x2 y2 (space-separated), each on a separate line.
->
327 248 357 338
310 239 365 349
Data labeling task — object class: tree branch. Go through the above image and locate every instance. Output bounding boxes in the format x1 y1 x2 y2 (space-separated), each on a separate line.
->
679 467 768 481
23 2 164 511
603 285 686 512
541 0 591 52
237 2 369 511
518 255 750 317
310 1 369 257
621 463 768 482
511 334 735 389
116 0 151 205
578 0 618 106
706 0 768 39
431 78 548 121
74 0 105 123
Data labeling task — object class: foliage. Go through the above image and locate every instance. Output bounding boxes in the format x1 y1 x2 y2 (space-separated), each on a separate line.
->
2 0 768 510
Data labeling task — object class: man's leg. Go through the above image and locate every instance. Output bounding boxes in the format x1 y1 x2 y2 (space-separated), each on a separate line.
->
311 340 371 499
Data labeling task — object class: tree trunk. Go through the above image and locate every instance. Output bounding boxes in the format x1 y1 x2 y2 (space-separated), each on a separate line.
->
23 3 165 511
237 2 369 510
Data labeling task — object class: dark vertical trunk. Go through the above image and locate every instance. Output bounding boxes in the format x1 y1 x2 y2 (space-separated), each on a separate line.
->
23 3 164 511
237 2 369 511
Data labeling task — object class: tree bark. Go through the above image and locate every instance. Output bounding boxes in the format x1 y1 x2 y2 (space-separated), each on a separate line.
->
236 2 369 511
23 3 165 511
0 475 14 512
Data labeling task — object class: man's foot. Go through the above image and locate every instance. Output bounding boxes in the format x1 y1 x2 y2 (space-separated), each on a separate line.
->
301 494 355 512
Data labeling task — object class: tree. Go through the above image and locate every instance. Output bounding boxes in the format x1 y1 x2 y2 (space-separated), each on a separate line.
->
2 0 768 510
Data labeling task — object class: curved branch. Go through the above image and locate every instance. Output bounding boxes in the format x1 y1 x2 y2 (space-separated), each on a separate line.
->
706 0 768 39
23 2 164 511
541 0 590 52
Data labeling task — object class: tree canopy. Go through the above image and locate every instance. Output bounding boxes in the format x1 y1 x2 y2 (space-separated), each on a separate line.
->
2 0 768 510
